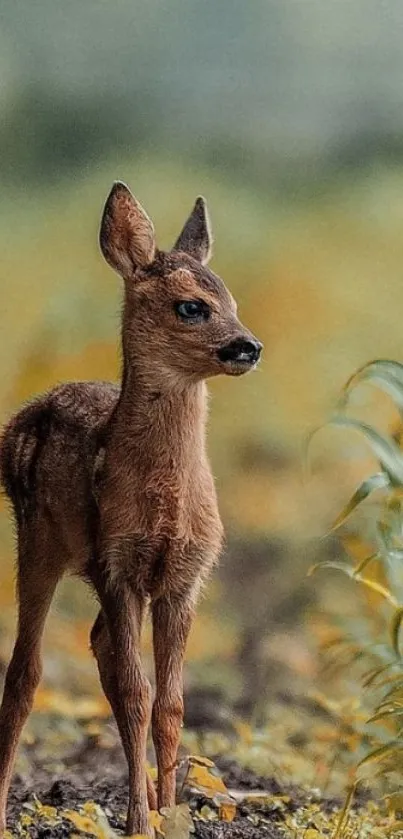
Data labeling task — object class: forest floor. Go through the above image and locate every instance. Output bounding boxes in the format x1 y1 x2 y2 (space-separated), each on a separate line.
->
4 701 390 839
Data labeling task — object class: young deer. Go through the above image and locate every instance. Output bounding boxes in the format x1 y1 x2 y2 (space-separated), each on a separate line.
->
0 182 262 836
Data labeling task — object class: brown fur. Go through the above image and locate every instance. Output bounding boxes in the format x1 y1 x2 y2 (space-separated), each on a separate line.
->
0 182 262 836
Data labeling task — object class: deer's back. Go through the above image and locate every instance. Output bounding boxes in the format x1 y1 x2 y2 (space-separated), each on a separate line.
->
0 381 119 567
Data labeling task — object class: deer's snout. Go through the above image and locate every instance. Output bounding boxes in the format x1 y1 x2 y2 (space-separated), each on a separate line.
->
217 336 263 369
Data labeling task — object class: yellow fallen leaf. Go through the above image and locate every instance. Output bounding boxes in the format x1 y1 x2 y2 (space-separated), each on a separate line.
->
149 810 164 834
63 809 100 835
188 755 215 768
83 802 100 816
34 801 58 822
198 804 217 822
79 801 118 838
219 802 236 822
20 814 33 827
160 803 193 839
187 763 228 796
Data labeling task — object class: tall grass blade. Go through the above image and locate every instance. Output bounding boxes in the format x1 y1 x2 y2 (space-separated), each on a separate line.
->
391 607 403 658
330 473 390 532
353 553 379 577
367 708 403 725
326 417 403 486
358 741 403 768
377 680 403 705
362 662 395 688
331 783 356 839
340 360 403 416
308 560 355 578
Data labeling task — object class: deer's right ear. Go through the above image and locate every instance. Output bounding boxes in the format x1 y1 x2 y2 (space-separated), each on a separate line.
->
173 196 213 265
99 182 156 278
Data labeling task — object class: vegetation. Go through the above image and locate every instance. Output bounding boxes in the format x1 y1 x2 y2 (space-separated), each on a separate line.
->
307 359 403 835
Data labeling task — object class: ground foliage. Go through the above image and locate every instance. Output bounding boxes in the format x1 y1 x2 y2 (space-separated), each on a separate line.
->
2 704 391 839
308 359 403 833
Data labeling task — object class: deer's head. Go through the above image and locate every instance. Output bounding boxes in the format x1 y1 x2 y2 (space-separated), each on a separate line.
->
100 182 262 385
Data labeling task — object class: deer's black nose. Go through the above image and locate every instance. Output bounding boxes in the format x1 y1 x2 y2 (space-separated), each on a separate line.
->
218 338 263 365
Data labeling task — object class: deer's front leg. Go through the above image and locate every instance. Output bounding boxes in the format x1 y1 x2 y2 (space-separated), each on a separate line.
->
90 611 158 812
93 572 152 836
152 594 194 809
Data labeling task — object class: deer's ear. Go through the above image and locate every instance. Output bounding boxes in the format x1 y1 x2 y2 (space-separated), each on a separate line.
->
99 182 156 277
173 196 213 265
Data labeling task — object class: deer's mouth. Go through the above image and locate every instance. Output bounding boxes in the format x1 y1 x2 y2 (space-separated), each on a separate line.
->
217 337 262 372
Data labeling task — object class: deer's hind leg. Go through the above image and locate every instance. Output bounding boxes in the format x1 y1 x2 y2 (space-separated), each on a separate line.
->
88 566 152 836
0 522 62 836
90 611 157 812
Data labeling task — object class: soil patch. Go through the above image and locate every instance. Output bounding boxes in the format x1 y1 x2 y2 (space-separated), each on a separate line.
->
6 732 295 838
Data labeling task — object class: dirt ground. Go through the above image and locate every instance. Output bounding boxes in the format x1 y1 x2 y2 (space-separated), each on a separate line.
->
6 723 345 839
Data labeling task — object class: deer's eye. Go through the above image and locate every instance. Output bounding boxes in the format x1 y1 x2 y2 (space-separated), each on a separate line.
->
174 300 210 322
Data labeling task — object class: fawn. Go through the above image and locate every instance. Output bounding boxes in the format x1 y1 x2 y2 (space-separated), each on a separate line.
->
0 182 262 836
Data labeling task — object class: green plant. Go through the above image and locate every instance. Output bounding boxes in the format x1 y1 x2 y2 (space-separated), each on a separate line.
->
309 360 403 801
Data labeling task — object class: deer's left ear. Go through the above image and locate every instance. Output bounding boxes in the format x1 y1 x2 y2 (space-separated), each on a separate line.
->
173 196 213 265
99 181 156 279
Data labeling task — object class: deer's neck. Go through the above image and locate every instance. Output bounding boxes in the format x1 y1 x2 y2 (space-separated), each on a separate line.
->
110 367 208 476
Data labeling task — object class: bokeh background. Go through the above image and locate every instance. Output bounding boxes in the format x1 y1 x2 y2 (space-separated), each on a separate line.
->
2 0 403 737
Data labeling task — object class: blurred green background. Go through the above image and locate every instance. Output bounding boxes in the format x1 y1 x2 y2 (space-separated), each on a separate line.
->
2 0 403 720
